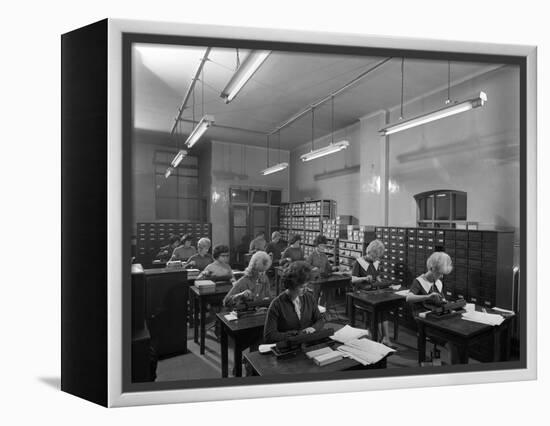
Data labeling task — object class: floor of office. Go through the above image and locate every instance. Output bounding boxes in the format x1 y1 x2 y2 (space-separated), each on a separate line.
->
156 297 485 381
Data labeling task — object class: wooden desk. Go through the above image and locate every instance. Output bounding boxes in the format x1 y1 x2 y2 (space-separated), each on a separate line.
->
416 309 514 364
217 311 266 378
244 344 388 376
142 267 190 357
189 284 232 355
309 274 351 306
347 291 406 342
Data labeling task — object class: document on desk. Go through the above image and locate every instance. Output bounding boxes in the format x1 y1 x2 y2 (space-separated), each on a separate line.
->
336 338 395 365
330 325 370 344
461 311 504 326
259 343 276 354
224 312 238 321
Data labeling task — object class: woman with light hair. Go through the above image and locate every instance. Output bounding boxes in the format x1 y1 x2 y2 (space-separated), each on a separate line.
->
407 251 459 364
351 239 395 347
223 250 272 308
185 237 213 271
351 239 385 287
406 251 453 313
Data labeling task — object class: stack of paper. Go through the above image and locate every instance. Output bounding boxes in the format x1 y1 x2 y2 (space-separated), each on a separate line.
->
224 312 238 321
313 351 343 366
259 343 276 353
330 325 370 344
492 307 515 315
462 311 504 326
336 338 395 365
305 347 343 366
195 279 216 294
166 260 183 268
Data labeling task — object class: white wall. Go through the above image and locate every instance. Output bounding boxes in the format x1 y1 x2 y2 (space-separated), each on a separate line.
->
290 122 362 220
210 140 290 246
290 65 520 250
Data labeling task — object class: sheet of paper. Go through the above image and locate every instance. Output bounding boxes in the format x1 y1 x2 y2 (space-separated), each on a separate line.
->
259 343 276 354
318 305 327 314
461 311 504 326
465 303 476 312
492 307 515 315
330 325 370 344
394 289 410 297
336 337 395 365
224 312 238 321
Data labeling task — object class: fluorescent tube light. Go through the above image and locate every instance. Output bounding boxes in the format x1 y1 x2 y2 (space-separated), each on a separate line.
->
221 50 271 103
261 162 289 175
300 140 350 162
164 167 173 179
170 149 188 168
185 114 214 148
379 92 487 136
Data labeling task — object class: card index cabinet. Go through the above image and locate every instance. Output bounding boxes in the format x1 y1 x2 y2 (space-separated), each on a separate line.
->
136 221 212 267
375 226 515 310
375 226 515 329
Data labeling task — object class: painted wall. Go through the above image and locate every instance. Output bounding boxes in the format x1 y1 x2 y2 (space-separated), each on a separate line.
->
289 122 362 220
209 140 290 246
290 65 520 252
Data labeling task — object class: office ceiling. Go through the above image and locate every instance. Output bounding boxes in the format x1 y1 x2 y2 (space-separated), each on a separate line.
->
133 44 498 151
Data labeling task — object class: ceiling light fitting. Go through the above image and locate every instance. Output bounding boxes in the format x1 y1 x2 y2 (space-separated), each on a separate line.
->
379 92 487 136
221 50 271 103
261 162 289 175
300 140 350 162
185 114 214 148
170 149 188 168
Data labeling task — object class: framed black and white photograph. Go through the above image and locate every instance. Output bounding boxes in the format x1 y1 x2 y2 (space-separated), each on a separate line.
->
61 18 537 407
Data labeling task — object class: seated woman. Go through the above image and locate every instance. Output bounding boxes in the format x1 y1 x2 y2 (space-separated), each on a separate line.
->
223 251 272 308
279 234 304 267
265 231 286 265
170 234 196 262
351 239 385 289
196 244 234 281
306 234 333 278
263 261 325 344
185 237 214 271
156 234 180 262
406 251 459 364
249 231 267 253
351 239 395 348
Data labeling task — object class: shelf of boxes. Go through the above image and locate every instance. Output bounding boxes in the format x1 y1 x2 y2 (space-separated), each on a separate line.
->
279 199 336 244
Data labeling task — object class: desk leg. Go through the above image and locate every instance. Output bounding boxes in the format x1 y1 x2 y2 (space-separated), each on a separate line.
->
220 321 228 378
372 309 379 342
393 310 399 341
349 296 356 327
200 299 206 355
493 327 503 363
234 345 243 377
193 295 199 344
457 343 469 364
418 323 426 364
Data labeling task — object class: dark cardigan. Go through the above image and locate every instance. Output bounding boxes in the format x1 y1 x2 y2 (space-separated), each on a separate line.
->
263 291 324 343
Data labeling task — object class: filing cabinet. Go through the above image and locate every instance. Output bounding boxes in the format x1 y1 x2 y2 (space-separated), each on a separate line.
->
136 221 212 267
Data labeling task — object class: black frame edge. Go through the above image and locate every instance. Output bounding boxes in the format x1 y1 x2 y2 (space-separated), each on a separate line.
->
61 18 109 407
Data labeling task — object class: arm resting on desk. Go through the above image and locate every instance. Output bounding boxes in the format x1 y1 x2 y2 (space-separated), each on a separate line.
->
263 301 299 343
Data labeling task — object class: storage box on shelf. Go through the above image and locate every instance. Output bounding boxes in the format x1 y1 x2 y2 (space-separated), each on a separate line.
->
279 199 336 244
136 222 212 267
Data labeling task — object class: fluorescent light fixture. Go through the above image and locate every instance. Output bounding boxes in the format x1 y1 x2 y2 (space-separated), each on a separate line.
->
261 162 289 175
221 50 271 103
300 140 350 162
170 149 188 168
185 114 214 148
379 91 487 136
164 167 173 179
